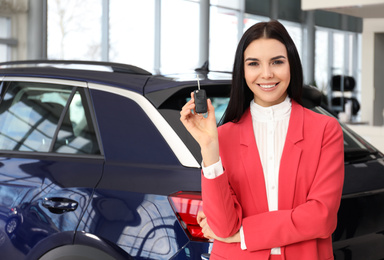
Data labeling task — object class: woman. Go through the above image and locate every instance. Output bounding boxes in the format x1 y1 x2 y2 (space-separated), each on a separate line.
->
180 20 344 260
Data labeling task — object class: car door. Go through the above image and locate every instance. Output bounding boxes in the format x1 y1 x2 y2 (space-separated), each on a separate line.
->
0 78 104 258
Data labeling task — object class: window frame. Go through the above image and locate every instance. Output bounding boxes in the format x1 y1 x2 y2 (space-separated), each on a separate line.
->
89 81 200 168
0 77 104 158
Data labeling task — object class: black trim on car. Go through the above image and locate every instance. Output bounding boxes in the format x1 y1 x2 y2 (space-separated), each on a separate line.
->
0 60 152 76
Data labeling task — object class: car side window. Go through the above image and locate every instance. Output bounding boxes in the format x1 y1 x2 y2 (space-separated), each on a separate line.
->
0 81 100 154
53 89 100 154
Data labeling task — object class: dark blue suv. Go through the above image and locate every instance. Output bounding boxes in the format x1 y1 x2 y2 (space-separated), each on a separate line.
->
0 60 383 260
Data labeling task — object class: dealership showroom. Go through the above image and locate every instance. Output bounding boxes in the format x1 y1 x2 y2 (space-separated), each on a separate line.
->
1 0 384 259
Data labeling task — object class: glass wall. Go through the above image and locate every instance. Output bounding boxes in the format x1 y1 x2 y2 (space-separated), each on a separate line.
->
210 0 242 10
314 26 361 120
44 0 362 112
0 17 8 38
0 17 11 62
333 32 345 76
109 0 155 71
314 29 329 92
47 0 102 61
161 0 199 73
209 6 239 72
0 44 6 62
315 27 360 94
281 20 302 59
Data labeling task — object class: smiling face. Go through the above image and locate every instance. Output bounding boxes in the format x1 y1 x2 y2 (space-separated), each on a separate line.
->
244 38 290 107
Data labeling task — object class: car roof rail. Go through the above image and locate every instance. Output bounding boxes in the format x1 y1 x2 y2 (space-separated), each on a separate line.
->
0 60 152 75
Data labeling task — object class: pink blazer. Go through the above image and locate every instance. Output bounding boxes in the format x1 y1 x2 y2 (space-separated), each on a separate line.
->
202 101 344 260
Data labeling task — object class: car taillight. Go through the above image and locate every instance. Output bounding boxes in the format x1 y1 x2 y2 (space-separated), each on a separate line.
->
169 191 207 241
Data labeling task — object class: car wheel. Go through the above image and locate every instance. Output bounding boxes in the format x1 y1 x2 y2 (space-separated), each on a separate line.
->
6 218 19 234
39 244 128 260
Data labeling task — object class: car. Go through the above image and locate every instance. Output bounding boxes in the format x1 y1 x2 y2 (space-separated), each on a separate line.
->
5 202 61 254
0 60 383 260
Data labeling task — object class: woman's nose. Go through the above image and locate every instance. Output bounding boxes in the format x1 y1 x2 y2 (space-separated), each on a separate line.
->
262 66 273 78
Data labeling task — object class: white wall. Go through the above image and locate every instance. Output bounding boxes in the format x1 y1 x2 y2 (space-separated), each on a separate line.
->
361 18 384 125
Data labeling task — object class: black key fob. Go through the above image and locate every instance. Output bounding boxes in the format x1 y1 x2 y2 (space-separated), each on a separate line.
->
194 89 207 114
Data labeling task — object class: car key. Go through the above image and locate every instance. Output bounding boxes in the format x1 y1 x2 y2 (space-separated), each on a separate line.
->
193 75 207 114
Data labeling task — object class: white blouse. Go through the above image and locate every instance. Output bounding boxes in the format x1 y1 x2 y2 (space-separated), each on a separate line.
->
202 96 292 254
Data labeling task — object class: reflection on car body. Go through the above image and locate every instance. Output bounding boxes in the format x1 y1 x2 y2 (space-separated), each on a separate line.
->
6 202 60 253
0 60 383 260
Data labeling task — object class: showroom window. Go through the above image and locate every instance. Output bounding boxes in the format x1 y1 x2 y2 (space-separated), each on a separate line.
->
161 0 199 73
0 44 6 62
0 82 100 154
280 20 303 59
47 0 102 61
314 27 361 96
109 0 155 72
332 32 345 76
45 0 361 88
211 0 242 10
209 0 246 72
315 29 329 92
209 6 241 72
0 17 11 61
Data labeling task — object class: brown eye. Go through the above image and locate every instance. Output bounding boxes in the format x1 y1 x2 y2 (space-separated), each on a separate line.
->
272 60 284 65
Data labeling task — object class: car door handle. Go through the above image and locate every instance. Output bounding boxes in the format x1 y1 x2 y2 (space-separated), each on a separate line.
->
42 197 78 214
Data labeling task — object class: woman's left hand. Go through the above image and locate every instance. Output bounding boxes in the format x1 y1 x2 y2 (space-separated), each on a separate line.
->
197 211 241 243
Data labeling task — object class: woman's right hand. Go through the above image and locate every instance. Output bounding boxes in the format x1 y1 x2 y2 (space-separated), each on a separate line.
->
180 92 219 166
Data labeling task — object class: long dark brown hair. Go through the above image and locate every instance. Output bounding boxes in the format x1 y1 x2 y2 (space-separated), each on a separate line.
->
221 20 303 124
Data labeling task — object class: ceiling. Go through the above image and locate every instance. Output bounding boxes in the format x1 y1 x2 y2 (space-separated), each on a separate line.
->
322 3 384 18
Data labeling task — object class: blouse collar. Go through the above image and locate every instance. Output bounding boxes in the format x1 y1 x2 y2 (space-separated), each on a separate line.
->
250 95 292 122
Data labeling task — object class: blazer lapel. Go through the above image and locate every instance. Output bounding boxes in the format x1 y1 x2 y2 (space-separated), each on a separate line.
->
240 109 269 213
278 101 304 210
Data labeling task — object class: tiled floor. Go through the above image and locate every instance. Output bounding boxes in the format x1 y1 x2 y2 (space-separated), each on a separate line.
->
347 124 384 153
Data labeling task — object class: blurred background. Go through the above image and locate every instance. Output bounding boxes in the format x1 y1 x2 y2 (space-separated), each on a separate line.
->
0 0 383 151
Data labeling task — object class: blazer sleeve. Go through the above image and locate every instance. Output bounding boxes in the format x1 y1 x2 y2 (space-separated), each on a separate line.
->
242 117 344 251
202 171 243 238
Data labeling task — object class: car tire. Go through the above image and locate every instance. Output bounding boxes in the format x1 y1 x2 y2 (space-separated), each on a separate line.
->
39 244 124 260
5 218 19 234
